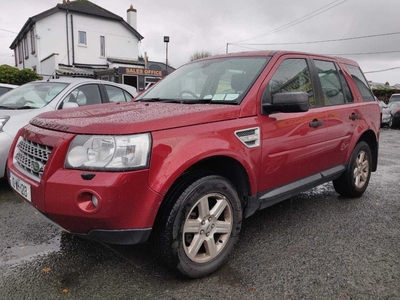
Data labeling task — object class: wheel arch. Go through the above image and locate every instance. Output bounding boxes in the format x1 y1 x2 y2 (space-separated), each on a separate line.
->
357 129 379 172
152 156 252 229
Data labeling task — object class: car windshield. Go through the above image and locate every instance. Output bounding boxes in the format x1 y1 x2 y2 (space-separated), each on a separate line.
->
389 94 400 104
136 57 269 104
0 82 68 109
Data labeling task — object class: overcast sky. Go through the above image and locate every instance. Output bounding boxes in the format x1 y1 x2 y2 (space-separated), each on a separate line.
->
1 0 399 84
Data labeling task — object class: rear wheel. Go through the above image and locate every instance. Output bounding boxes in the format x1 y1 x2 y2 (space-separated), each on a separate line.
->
333 141 372 198
389 116 394 128
153 175 242 278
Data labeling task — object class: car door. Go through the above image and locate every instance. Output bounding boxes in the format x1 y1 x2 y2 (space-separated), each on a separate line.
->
258 55 328 195
309 59 357 168
316 61 375 168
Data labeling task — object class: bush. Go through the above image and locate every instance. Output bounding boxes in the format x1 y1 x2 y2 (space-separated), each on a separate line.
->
0 65 42 85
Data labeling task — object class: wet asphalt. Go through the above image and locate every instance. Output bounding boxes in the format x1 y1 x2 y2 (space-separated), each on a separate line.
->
0 128 399 300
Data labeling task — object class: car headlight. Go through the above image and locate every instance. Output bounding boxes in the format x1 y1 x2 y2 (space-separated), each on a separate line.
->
65 133 151 171
0 116 10 132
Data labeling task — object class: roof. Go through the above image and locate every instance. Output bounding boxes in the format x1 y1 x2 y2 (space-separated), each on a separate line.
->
10 0 143 49
56 65 107 77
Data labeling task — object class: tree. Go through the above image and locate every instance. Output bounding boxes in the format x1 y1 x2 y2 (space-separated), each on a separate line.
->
190 51 212 62
0 65 42 85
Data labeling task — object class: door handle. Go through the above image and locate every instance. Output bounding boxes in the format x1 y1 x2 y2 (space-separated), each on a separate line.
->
309 120 324 128
349 113 360 120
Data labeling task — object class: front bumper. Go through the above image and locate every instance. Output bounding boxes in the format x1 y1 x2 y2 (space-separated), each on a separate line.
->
7 125 163 245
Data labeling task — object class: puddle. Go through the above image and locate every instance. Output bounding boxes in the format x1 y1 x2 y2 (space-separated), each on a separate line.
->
1 236 61 267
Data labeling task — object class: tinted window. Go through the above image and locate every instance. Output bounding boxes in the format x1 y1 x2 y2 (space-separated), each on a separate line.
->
345 65 374 102
269 58 315 107
314 60 344 106
105 85 131 103
338 69 353 103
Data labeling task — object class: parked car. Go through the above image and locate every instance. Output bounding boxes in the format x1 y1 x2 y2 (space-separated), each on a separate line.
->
388 93 400 105
378 101 391 126
7 51 380 278
0 83 18 96
0 78 137 178
388 102 400 128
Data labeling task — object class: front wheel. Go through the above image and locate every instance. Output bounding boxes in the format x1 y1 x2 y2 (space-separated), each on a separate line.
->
333 141 372 198
153 175 242 278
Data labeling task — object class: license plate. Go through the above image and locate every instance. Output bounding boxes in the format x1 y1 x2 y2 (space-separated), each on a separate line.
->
9 171 31 202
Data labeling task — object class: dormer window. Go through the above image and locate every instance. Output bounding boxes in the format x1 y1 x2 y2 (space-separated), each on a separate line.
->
78 31 87 45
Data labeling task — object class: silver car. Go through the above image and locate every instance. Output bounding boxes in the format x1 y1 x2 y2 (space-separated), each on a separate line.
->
388 94 400 128
378 101 391 126
0 83 18 97
0 78 137 178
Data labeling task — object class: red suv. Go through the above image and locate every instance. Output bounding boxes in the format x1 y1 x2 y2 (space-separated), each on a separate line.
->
7 51 380 278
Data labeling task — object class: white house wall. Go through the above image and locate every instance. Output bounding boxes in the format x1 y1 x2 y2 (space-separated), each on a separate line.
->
72 14 139 65
16 11 139 75
36 12 69 73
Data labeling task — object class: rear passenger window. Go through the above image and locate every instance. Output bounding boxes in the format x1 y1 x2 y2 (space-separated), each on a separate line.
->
345 64 375 102
314 60 344 105
105 85 130 103
338 69 353 103
269 59 315 107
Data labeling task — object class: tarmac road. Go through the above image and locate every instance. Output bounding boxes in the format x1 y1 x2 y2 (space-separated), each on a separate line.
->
0 128 399 300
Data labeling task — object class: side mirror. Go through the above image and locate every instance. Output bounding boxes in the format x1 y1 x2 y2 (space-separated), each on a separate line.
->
262 92 309 114
62 102 79 109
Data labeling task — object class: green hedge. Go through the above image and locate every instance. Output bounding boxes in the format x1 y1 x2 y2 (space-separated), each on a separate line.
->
0 65 42 85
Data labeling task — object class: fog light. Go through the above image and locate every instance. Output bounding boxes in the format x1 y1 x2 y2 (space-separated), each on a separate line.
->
77 192 101 212
91 194 99 207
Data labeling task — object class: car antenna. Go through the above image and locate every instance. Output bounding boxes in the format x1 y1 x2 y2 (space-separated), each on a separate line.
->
47 48 72 82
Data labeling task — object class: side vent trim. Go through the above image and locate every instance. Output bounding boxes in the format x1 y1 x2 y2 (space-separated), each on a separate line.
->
234 127 260 148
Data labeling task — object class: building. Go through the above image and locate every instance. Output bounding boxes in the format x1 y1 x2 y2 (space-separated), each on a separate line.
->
9 0 172 91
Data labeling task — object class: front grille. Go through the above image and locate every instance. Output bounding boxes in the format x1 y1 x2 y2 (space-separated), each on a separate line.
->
14 138 53 180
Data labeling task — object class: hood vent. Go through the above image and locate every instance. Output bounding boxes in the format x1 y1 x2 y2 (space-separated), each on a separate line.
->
235 127 260 148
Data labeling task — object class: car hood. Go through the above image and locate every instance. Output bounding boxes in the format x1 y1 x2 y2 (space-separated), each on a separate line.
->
30 101 241 134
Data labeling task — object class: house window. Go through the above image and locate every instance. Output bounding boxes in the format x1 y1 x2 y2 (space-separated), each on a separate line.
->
30 27 36 54
24 36 29 59
18 43 23 64
78 31 87 45
14 49 18 66
100 36 105 57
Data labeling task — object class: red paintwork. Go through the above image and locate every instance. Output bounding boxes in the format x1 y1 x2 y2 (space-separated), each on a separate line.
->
7 51 380 238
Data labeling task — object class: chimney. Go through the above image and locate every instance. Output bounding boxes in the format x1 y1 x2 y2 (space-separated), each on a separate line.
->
127 4 137 30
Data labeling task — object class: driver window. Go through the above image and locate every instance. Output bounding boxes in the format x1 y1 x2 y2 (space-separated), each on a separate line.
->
269 58 315 107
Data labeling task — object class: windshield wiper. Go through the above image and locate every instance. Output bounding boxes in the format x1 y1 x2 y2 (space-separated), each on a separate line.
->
138 98 192 103
0 105 37 110
138 98 214 104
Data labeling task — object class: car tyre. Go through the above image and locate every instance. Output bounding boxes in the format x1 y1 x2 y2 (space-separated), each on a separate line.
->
388 116 394 128
152 174 242 278
333 141 372 198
